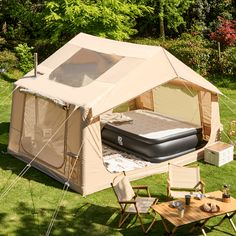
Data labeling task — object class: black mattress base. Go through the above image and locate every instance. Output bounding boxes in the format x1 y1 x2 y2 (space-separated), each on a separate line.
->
102 139 197 163
102 128 203 163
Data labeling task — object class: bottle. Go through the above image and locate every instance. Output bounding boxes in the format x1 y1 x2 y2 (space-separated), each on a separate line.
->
222 184 231 203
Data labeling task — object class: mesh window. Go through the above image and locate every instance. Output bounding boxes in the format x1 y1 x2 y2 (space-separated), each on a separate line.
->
153 83 201 125
49 48 123 87
20 95 67 169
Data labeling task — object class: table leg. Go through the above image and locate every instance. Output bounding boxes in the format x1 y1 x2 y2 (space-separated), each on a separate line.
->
216 212 236 232
171 227 177 235
229 217 236 232
189 218 210 235
201 228 207 236
227 212 236 232
161 216 171 234
160 216 177 236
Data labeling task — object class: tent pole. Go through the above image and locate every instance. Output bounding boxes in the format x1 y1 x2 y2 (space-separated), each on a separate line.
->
64 107 69 174
34 53 38 78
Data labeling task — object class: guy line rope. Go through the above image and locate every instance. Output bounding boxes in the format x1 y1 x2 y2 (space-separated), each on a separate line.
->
0 85 17 107
0 106 77 201
45 139 84 236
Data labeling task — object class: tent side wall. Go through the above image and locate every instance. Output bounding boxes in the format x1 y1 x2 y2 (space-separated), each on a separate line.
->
8 89 83 192
80 117 117 195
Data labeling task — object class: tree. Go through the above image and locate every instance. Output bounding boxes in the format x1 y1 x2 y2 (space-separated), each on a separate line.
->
210 17 236 46
158 0 193 39
0 0 46 45
132 0 193 39
186 0 210 34
44 0 151 43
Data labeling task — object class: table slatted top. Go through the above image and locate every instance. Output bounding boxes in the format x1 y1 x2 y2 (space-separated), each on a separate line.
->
152 191 236 227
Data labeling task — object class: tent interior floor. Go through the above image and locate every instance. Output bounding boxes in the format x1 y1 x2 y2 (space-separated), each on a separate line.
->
102 144 154 173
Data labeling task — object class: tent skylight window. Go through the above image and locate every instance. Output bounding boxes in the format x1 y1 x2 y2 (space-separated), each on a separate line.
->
49 48 123 87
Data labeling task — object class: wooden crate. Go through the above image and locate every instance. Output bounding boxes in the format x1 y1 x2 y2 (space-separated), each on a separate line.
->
204 142 234 167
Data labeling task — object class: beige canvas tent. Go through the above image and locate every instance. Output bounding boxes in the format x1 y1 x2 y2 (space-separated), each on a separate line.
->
8 33 221 195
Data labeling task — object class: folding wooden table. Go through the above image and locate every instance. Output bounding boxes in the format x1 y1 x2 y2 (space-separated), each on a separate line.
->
152 191 236 235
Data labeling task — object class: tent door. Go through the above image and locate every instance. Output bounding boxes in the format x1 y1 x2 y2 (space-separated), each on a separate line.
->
20 94 67 170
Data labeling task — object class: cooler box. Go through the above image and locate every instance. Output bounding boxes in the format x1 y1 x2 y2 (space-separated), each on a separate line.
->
204 142 234 167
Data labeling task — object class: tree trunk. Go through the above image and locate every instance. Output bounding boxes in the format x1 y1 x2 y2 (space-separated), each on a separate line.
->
159 17 165 40
159 0 165 40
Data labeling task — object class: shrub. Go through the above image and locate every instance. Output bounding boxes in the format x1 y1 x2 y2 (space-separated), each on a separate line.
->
222 47 236 76
0 37 6 46
15 43 34 73
212 47 236 77
0 50 18 72
164 34 213 76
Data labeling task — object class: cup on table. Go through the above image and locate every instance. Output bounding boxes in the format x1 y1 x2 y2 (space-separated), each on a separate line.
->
185 194 191 205
178 206 185 218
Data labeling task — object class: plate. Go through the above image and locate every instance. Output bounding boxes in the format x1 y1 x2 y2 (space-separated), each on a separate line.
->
194 193 205 200
169 201 183 208
200 203 220 213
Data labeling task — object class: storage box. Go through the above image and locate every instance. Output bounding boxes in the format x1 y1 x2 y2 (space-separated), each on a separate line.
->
204 142 234 167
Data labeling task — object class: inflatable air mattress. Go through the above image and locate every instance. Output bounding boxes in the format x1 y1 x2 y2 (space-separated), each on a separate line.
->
101 110 203 163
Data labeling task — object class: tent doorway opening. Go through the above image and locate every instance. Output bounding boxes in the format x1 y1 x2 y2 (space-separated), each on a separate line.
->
101 82 209 173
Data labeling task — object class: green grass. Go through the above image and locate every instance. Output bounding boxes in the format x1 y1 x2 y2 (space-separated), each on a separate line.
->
219 87 236 145
0 71 236 235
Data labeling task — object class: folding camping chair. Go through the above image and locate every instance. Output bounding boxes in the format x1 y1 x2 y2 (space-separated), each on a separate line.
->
167 163 205 199
111 172 158 233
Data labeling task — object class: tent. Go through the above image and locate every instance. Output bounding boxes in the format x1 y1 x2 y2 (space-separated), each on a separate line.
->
8 33 221 195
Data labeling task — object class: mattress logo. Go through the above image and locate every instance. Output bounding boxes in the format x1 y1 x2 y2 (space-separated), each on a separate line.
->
117 136 123 146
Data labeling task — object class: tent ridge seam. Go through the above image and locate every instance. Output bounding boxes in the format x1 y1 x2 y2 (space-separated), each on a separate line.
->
162 48 179 78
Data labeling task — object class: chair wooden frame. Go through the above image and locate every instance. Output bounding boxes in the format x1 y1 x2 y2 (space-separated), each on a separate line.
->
167 163 205 199
111 172 158 233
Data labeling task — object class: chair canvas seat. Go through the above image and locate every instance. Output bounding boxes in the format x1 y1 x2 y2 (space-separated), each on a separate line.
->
127 197 157 213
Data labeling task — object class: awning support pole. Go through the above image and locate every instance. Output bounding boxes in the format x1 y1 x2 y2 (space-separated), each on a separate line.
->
34 53 38 78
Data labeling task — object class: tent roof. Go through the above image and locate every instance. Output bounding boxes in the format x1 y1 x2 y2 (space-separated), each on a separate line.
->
15 33 221 117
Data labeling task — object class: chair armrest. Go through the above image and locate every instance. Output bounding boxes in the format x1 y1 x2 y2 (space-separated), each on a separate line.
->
170 187 198 191
119 200 136 204
132 185 151 197
170 180 206 194
132 185 148 190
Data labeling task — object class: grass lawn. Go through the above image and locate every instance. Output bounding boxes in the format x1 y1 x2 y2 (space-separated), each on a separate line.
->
0 72 236 236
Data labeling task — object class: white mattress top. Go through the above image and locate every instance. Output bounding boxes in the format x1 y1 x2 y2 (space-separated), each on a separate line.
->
139 128 195 139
